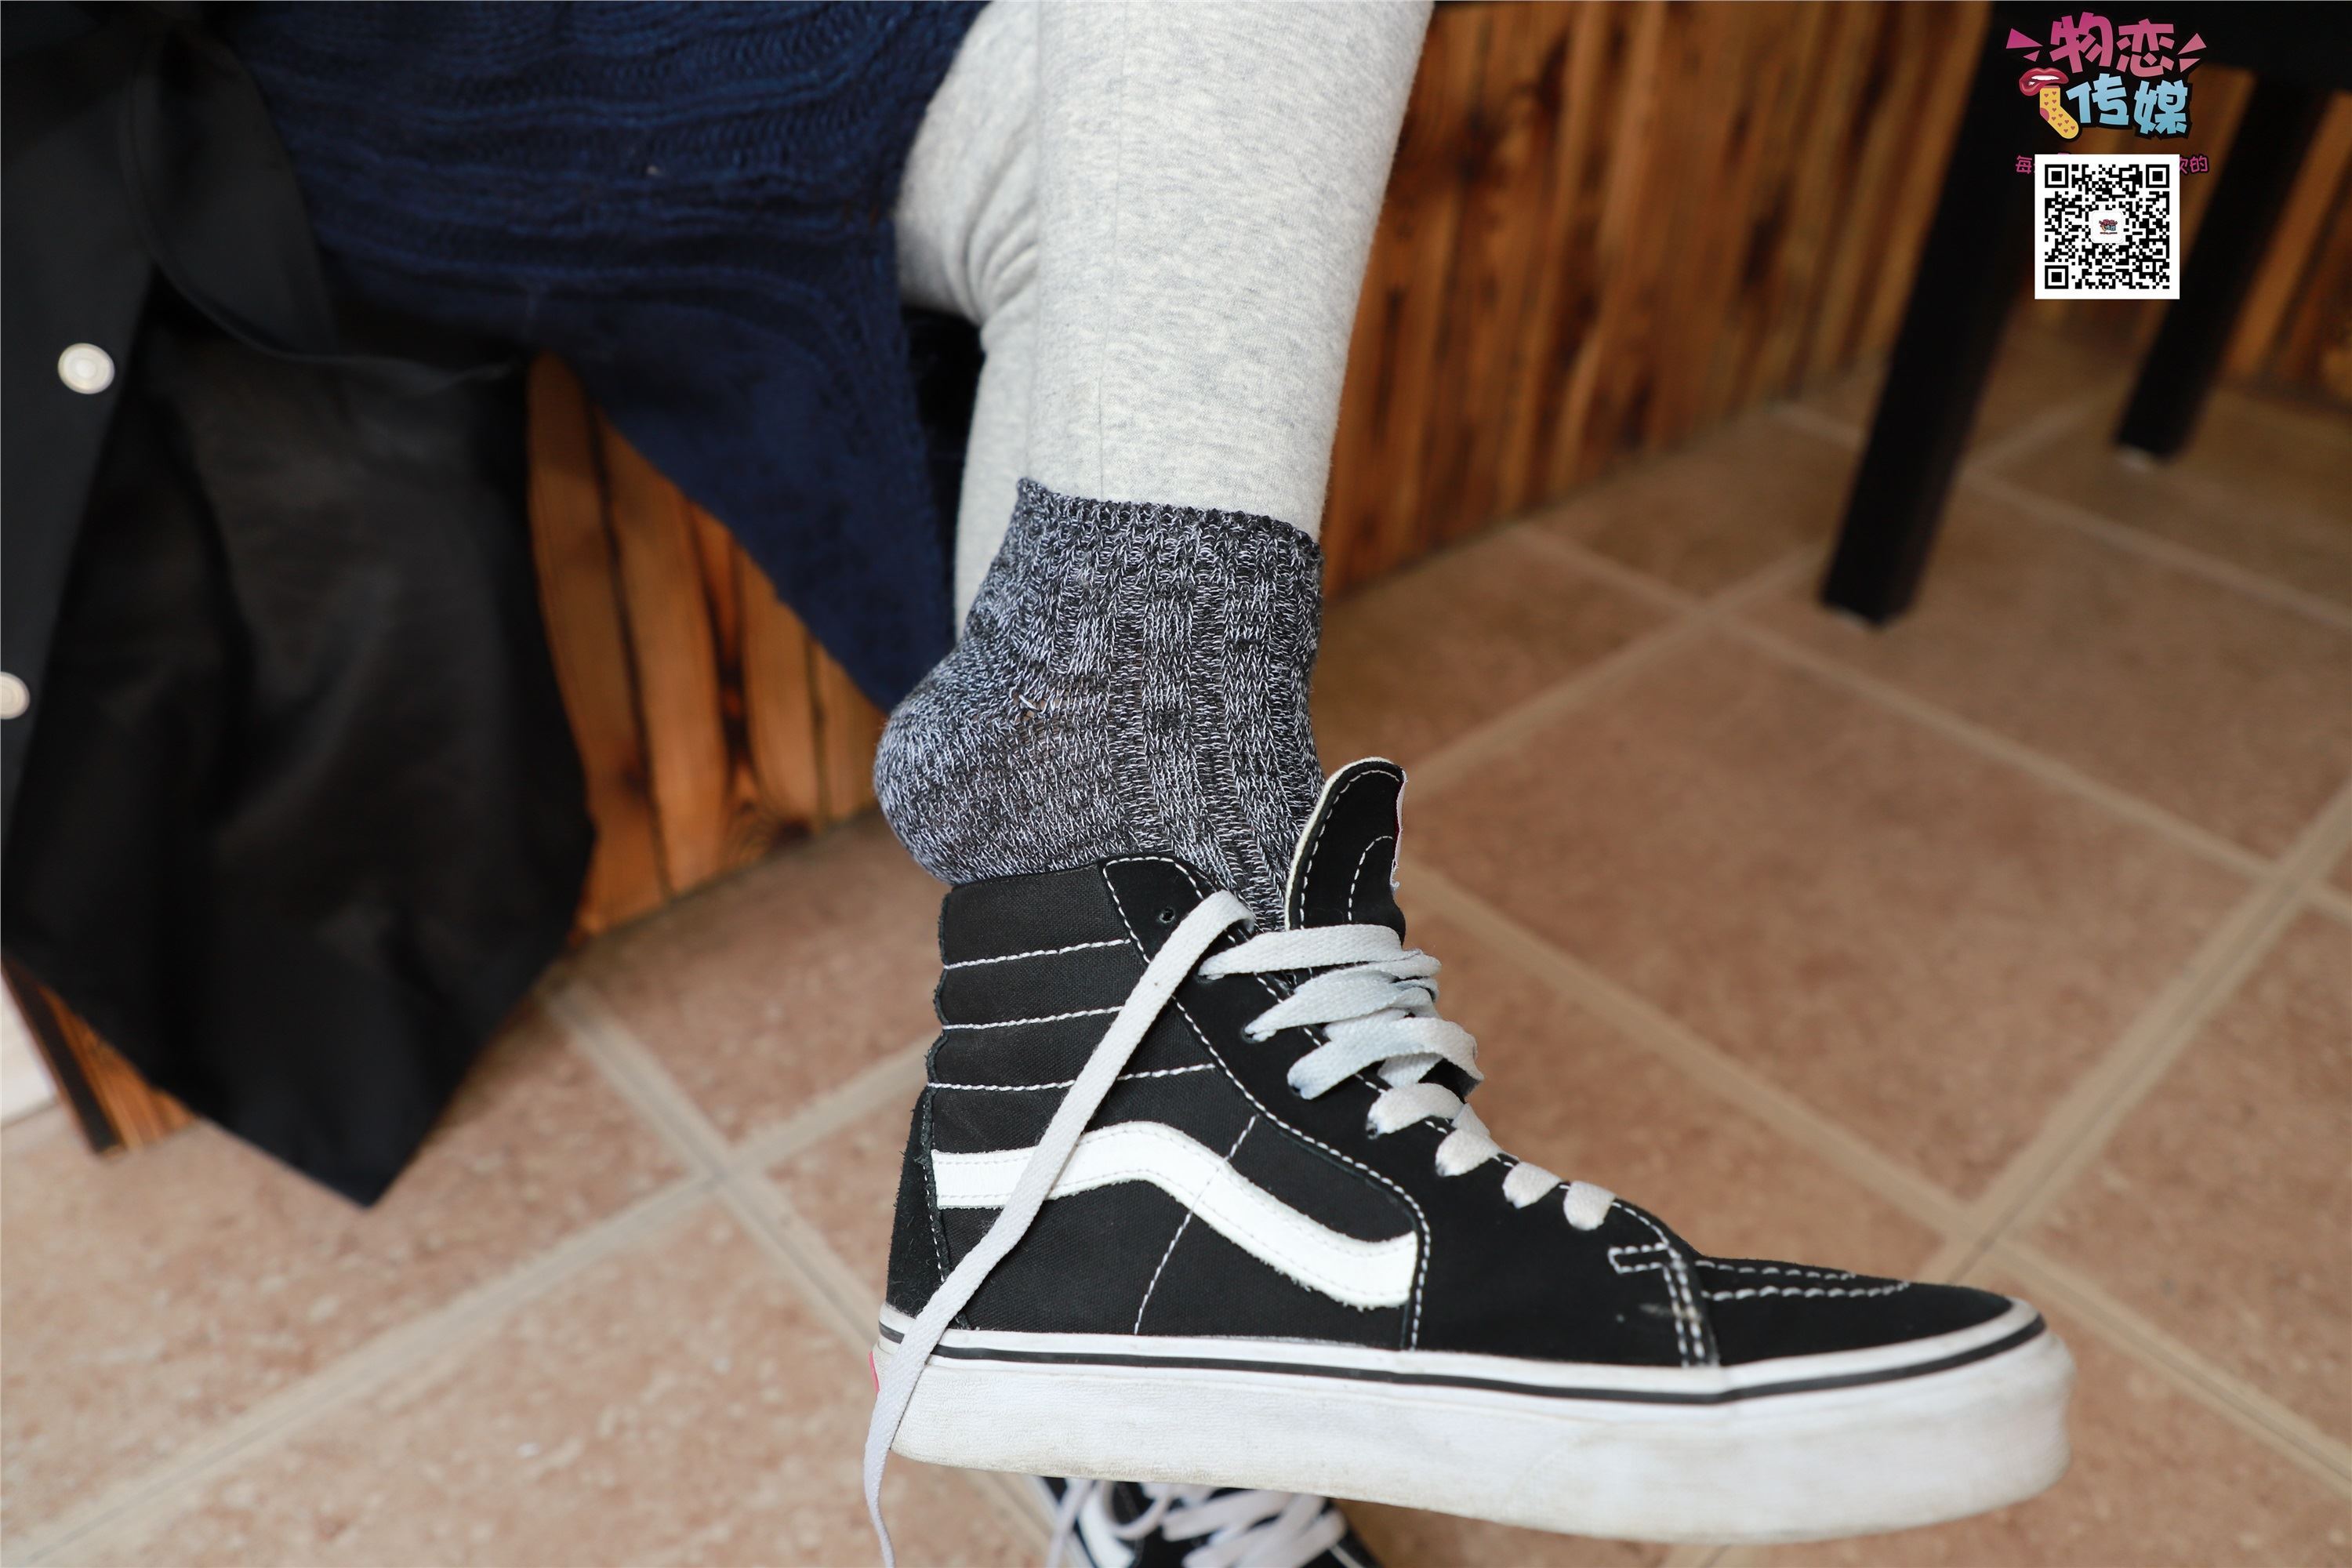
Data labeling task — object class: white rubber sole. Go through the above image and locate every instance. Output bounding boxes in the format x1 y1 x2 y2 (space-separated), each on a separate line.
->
875 1299 2072 1544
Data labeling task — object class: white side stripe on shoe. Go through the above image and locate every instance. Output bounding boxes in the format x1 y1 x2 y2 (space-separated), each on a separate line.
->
866 893 1254 1568
933 1122 1418 1310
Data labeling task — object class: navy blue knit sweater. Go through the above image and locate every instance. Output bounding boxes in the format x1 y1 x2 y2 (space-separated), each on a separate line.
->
230 2 983 706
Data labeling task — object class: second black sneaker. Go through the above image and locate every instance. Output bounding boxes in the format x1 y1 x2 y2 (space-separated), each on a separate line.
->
1036 1478 1377 1568
865 760 2072 1559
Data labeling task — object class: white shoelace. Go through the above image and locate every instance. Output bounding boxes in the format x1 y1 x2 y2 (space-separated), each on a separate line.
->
864 895 1612 1564
1047 1481 1348 1568
1199 922 1617 1228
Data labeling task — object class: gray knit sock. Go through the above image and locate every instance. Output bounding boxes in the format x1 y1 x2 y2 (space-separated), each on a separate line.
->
875 479 1323 927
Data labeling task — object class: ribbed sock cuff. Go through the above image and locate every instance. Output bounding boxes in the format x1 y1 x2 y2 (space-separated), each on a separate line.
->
876 479 1323 926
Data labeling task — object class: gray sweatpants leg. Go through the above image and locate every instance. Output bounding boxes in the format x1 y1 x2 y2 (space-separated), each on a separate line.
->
877 0 1428 922
894 0 1432 619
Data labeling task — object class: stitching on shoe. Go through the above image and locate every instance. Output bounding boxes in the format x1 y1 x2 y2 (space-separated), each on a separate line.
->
1678 1259 1714 1364
917 1091 955 1312
1101 855 1432 1348
1132 1212 1196 1334
1170 989 1432 1344
1101 855 1223 950
1610 1217 1704 1367
1131 1116 1253 1333
1704 1282 1912 1302
1346 834 1395 924
1677 1254 1715 1364
931 1065 1215 1091
1608 1243 1672 1266
1293 766 1393 927
945 938 1130 968
944 1006 1123 1030
1696 1261 1860 1281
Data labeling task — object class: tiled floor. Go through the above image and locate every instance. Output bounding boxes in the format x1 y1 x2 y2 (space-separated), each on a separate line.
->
7 330 2349 1566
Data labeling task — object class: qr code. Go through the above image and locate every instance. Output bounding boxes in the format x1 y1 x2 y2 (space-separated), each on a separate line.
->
2035 154 2179 299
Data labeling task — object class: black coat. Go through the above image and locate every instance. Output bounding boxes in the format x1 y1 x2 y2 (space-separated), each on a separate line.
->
2 5 593 1203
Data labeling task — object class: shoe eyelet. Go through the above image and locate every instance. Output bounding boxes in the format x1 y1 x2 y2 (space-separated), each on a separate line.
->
1155 906 1178 926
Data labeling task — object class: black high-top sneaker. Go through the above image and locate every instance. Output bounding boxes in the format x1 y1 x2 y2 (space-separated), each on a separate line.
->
1035 1479 1378 1568
864 760 2072 1559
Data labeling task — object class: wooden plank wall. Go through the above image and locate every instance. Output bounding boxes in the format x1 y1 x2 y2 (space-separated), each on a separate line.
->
4 960 190 1156
527 358 885 938
1323 8 2352 593
1320 0 1991 590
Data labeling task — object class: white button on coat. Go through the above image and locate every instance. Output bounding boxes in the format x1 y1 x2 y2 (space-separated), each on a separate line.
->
57 343 114 395
0 673 28 720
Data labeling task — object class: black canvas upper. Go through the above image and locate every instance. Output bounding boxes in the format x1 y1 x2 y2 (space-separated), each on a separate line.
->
887 758 2010 1371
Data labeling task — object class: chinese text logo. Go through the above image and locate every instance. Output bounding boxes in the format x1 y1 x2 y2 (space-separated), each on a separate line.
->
2009 14 2203 140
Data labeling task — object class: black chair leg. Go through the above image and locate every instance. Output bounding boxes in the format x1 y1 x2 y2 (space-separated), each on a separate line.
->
2113 76 2329 459
1820 15 2033 624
